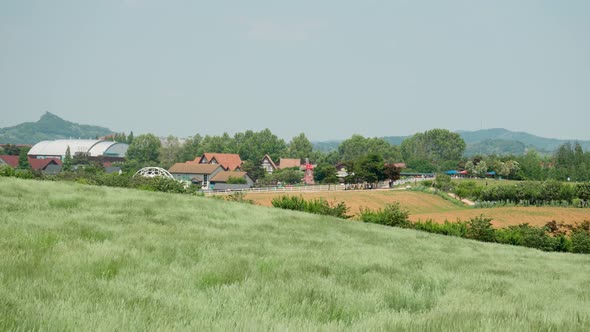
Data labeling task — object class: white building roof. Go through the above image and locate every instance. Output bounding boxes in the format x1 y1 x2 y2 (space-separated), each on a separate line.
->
28 139 128 158
88 141 118 156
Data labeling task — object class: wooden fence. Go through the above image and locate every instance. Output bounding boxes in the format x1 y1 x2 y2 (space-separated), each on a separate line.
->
206 177 431 196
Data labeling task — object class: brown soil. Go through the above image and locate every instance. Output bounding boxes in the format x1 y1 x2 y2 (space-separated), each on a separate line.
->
245 190 590 228
411 207 590 228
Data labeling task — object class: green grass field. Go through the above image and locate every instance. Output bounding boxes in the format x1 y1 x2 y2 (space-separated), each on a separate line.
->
2 177 590 331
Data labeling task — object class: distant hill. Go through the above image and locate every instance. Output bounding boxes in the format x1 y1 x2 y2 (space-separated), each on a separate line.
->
457 128 590 153
314 128 590 155
463 139 528 157
0 112 113 144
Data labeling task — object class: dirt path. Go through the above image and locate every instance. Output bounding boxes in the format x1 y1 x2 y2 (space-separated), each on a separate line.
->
447 193 476 206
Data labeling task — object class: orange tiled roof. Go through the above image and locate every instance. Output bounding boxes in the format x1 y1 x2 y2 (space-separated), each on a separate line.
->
169 162 222 174
278 158 301 169
198 153 243 171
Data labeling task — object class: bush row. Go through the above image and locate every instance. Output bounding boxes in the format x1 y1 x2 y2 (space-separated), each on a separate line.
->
357 201 590 254
474 181 590 206
271 195 351 219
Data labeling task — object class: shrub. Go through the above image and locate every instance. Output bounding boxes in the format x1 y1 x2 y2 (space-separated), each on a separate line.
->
306 198 350 219
466 215 495 242
226 176 247 185
454 181 478 199
130 176 187 194
559 183 577 202
413 220 468 237
495 227 524 246
272 196 307 211
14 169 34 179
0 165 15 177
94 173 131 188
434 173 454 191
421 180 433 187
540 180 563 202
551 234 571 252
359 203 410 228
571 229 590 254
271 195 350 219
576 182 590 200
214 192 254 204
519 224 554 251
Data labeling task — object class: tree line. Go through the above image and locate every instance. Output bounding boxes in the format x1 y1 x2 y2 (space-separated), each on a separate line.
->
3 127 590 183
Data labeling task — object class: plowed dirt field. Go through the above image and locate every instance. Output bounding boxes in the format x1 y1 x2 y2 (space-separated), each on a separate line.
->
245 190 590 227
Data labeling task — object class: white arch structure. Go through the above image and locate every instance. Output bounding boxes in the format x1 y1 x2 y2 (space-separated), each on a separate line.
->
134 167 175 180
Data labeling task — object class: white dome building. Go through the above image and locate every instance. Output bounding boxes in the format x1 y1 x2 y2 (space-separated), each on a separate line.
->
28 139 128 160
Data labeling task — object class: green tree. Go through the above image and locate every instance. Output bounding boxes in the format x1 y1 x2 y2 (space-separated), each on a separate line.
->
401 129 465 170
177 134 203 162
355 153 385 183
62 146 73 172
553 142 576 181
2 144 21 156
516 150 545 180
200 133 236 154
235 129 287 163
474 160 488 178
126 133 161 165
287 133 313 159
272 168 304 185
383 163 401 182
314 163 338 184
18 147 31 170
339 135 400 162
434 173 454 191
454 181 478 199
127 131 134 145
241 160 266 182
159 135 182 169
112 133 127 143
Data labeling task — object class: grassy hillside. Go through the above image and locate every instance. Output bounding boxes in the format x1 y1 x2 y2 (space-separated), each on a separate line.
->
1 178 590 330
0 112 113 144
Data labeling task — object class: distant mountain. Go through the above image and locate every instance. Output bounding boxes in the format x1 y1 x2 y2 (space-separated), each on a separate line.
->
463 139 528 157
457 128 590 153
0 112 114 144
313 128 590 156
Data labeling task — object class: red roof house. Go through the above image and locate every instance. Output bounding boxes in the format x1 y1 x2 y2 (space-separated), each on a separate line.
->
196 153 243 171
28 157 62 172
0 155 19 168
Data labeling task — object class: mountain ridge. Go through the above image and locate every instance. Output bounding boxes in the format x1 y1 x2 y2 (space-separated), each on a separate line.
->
313 129 590 154
0 112 114 144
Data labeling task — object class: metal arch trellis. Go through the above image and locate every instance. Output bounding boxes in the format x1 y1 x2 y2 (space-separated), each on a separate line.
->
134 167 175 180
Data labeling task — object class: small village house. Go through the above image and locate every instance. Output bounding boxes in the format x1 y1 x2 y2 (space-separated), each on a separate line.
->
209 171 254 191
168 162 224 189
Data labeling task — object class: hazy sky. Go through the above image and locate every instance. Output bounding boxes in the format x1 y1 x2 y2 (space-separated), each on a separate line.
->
1 0 589 141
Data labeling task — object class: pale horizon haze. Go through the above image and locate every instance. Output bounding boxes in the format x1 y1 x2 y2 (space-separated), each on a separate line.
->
1 0 589 141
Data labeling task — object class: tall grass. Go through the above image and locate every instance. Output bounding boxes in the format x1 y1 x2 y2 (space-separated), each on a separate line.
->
1 177 590 330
